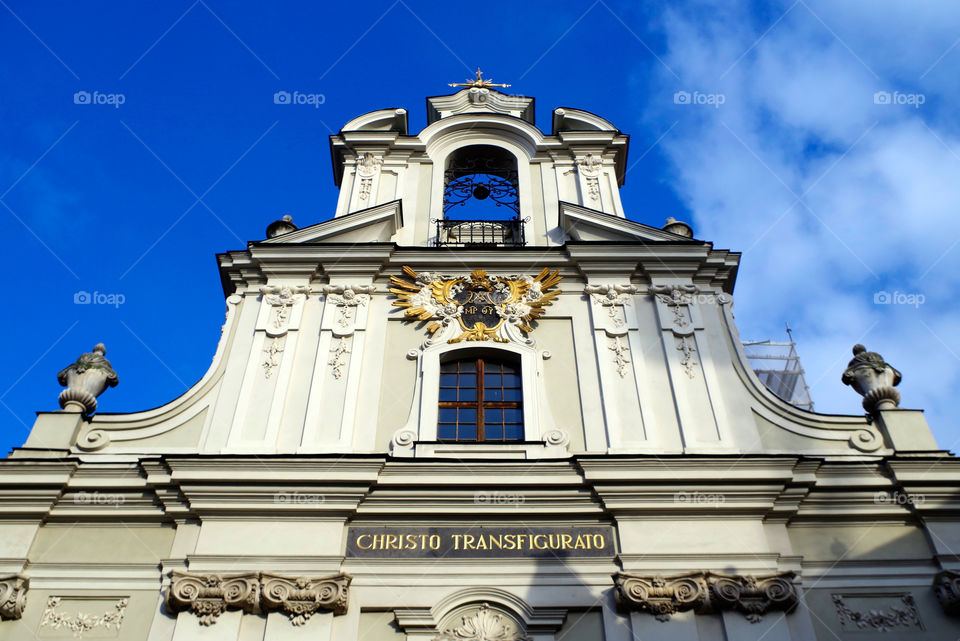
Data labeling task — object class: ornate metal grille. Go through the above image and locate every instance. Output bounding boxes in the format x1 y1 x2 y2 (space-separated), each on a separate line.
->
433 218 526 247
443 157 519 216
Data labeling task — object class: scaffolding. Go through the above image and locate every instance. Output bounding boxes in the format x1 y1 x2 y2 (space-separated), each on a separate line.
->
742 325 814 411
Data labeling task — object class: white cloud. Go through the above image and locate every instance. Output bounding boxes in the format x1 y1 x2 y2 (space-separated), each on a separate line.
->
641 0 960 446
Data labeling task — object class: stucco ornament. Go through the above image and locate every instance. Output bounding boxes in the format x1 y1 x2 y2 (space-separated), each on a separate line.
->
260 573 351 625
0 575 27 620
391 266 562 347
614 572 708 621
934 570 960 617
435 603 530 641
707 572 798 623
167 571 260 625
841 344 902 413
40 596 127 638
57 343 118 415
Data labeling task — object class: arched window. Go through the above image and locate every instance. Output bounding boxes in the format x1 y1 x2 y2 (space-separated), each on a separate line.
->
438 145 523 247
438 355 523 441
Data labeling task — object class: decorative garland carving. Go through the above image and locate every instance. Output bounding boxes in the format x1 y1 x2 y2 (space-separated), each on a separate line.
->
260 572 350 625
328 337 352 380
707 572 797 622
323 284 375 332
0 575 27 620
564 154 602 201
391 266 562 347
262 336 286 379
651 285 701 378
609 336 631 377
356 152 382 201
614 571 798 623
167 571 351 626
585 283 639 330
167 571 260 625
832 593 923 632
40 596 127 638
260 285 310 335
934 570 960 616
614 572 708 621
435 603 530 641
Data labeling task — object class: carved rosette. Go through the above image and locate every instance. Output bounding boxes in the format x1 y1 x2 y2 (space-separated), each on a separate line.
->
0 575 27 620
707 572 798 622
167 571 260 625
261 573 350 625
934 570 960 617
614 572 708 621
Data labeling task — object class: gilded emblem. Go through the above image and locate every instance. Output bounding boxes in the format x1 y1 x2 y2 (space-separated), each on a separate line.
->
390 266 562 345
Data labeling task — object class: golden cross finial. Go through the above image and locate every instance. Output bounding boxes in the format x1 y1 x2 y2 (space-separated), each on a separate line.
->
449 67 511 90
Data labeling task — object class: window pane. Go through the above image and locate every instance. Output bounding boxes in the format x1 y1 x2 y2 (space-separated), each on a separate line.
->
486 388 503 402
484 373 502 388
459 423 477 440
503 373 521 387
441 361 458 372
438 408 457 422
459 387 476 402
503 388 522 402
440 373 458 387
438 424 456 440
459 373 476 388
459 408 476 423
458 361 476 372
504 424 523 440
486 424 503 440
439 388 458 402
484 408 503 424
505 408 523 423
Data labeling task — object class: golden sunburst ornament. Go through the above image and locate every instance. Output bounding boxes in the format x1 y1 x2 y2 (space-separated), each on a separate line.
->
390 266 562 345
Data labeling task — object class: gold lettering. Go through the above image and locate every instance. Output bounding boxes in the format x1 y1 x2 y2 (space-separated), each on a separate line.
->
489 534 503 549
475 536 488 550
452 534 462 550
592 534 605 549
548 534 560 549
429 534 441 549
463 534 476 550
574 535 587 550
532 534 547 549
516 534 527 549
356 534 373 550
561 534 573 549
503 534 516 550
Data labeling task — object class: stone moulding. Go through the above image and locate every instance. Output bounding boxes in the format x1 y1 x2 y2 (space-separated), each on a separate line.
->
0 574 27 620
934 570 960 617
167 571 351 626
261 572 351 625
614 571 798 622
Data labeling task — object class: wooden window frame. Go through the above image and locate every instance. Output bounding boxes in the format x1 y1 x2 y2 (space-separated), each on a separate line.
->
438 356 523 442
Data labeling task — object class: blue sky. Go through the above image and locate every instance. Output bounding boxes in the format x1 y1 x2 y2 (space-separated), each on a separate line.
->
1 0 958 453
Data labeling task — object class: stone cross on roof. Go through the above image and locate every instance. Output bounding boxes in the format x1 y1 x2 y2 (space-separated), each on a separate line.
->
448 67 511 89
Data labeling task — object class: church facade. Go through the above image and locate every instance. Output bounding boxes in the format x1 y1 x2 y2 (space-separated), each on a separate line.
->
1 75 959 640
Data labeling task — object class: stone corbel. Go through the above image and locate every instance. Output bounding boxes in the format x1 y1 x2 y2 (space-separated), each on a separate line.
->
614 572 708 621
260 573 351 625
934 570 960 616
0 574 28 621
706 572 798 622
614 571 798 623
167 571 260 625
322 285 376 337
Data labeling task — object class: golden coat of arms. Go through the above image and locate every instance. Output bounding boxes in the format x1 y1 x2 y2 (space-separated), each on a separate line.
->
390 266 562 345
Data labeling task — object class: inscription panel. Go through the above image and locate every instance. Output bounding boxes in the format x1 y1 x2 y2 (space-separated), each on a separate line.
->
345 526 616 559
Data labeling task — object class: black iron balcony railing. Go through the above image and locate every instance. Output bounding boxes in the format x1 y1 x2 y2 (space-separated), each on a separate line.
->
433 218 527 247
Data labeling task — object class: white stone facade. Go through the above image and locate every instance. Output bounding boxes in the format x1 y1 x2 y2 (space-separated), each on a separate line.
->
1 86 958 640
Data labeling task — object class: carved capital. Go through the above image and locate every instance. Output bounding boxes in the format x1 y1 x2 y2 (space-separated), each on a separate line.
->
167 571 260 625
706 572 798 622
261 573 351 625
613 572 708 621
934 570 960 617
0 575 27 620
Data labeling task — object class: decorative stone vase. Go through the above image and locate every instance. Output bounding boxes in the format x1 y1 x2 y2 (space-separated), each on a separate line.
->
57 343 119 415
841 344 901 413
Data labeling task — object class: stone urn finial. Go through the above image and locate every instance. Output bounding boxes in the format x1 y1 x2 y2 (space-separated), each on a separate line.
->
841 344 901 413
266 214 298 239
57 343 118 415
